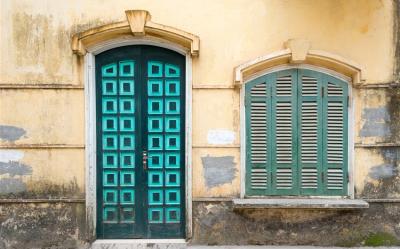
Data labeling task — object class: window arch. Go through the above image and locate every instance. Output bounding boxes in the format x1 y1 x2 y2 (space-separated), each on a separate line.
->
245 68 349 196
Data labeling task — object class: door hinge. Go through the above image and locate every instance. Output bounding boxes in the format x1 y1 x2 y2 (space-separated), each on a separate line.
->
347 96 350 107
347 174 350 183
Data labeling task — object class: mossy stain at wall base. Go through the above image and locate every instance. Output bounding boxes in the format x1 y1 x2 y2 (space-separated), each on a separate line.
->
364 232 400 246
192 201 400 246
0 178 84 199
0 203 88 249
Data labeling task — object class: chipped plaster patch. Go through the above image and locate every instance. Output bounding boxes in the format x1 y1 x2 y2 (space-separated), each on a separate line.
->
0 178 26 194
0 125 26 142
369 164 398 180
201 156 237 188
207 129 235 145
0 149 29 194
0 150 24 162
0 161 32 177
360 107 391 137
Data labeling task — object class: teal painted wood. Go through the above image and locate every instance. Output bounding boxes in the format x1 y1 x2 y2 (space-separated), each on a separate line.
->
270 69 299 195
297 69 324 195
96 45 185 239
245 69 348 197
321 74 348 196
245 75 270 196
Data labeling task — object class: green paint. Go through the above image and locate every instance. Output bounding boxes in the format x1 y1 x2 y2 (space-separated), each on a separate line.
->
245 69 348 196
96 45 185 239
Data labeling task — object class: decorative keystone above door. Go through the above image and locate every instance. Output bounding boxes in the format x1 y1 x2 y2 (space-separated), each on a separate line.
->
71 10 200 56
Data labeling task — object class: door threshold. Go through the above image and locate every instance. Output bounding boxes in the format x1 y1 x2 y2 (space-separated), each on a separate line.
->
91 239 187 249
93 239 186 243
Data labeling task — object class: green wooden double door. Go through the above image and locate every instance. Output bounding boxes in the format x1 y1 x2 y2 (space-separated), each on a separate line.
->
96 46 185 239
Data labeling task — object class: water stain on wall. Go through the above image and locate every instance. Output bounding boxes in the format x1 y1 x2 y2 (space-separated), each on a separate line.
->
0 125 26 142
369 164 398 180
362 148 400 198
201 156 237 188
360 107 391 137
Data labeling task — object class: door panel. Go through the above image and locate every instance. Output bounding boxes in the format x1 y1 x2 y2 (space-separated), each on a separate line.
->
145 58 185 237
96 45 185 239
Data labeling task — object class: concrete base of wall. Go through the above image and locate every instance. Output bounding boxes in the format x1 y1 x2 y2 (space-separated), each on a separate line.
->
0 202 88 249
191 201 400 246
2 201 400 248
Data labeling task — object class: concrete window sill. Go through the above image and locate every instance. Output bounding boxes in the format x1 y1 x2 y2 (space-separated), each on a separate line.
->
232 198 369 210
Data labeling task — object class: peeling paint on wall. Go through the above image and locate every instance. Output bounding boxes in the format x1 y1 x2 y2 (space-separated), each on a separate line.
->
360 107 391 137
0 161 32 176
0 150 24 162
0 178 26 194
207 130 235 145
201 156 237 188
0 149 30 195
0 125 26 142
362 147 400 198
369 164 398 180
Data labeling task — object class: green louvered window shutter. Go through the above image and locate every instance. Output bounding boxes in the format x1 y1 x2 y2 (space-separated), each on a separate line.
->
245 69 348 196
245 75 269 195
270 70 299 195
322 74 348 195
297 70 324 195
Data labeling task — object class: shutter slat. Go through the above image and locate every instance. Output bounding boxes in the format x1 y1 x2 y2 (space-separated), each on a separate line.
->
246 82 269 193
301 102 318 164
272 72 297 194
328 82 343 96
301 76 318 96
276 76 293 96
276 102 293 164
323 79 348 195
298 73 321 194
327 101 344 164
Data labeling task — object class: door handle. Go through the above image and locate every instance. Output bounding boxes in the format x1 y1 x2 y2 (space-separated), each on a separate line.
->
143 150 148 171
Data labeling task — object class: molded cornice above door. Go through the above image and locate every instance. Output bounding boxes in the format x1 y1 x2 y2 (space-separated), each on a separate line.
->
71 10 200 57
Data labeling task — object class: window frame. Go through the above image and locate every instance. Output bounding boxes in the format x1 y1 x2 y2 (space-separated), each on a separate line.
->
240 64 354 199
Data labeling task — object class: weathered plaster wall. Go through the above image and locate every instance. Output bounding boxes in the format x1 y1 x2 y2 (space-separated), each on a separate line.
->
0 88 85 198
0 203 88 249
192 201 400 246
0 0 395 84
0 149 84 198
0 90 84 145
352 87 400 198
0 0 398 247
0 0 397 199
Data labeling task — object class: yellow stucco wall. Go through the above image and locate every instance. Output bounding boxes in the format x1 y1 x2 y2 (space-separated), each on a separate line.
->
0 0 397 199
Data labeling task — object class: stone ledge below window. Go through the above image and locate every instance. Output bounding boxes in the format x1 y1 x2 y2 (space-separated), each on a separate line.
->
232 198 369 210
